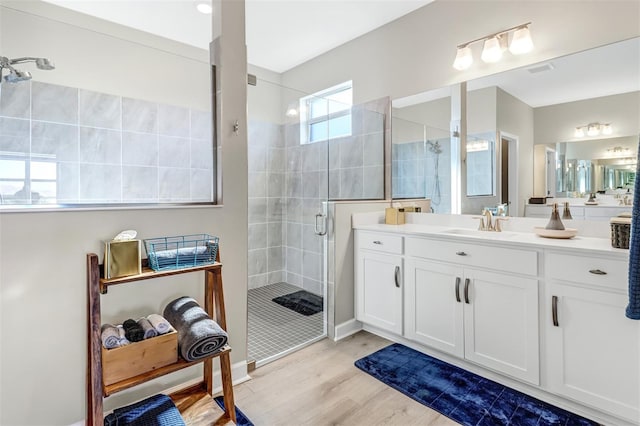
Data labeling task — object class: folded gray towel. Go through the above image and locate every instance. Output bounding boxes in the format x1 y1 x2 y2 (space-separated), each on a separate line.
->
137 317 158 339
101 324 121 349
147 314 171 334
163 296 228 362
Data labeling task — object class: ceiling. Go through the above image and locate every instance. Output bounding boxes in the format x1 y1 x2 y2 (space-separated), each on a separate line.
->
42 0 434 73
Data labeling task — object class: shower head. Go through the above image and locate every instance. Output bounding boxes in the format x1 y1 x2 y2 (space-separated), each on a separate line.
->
426 140 443 154
0 55 55 84
4 69 32 83
35 58 55 70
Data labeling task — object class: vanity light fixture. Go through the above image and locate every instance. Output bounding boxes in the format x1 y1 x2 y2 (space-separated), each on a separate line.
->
453 22 533 70
574 122 613 138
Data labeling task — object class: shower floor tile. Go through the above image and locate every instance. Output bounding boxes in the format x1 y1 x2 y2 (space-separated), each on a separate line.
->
248 282 324 364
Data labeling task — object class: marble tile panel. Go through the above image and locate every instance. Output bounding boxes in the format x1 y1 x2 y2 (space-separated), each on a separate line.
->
158 167 190 201
0 117 29 153
302 171 320 199
303 278 322 296
248 198 267 223
363 133 384 166
363 166 384 199
286 146 302 172
122 166 158 202
286 172 302 198
158 103 190 137
285 197 302 223
303 224 322 253
268 270 284 286
31 82 77 124
190 169 212 201
122 97 157 133
286 222 302 249
248 273 268 290
339 168 363 199
191 138 213 170
267 172 284 198
268 147 285 172
79 127 121 164
267 197 284 222
248 172 267 198
122 132 158 166
248 248 267 276
31 121 78 161
267 222 283 247
0 81 30 119
248 223 268 250
286 247 302 275
56 162 79 203
303 250 322 282
159 136 190 168
79 89 121 129
79 164 121 202
339 136 363 168
286 272 302 287
190 109 212 140
267 246 284 272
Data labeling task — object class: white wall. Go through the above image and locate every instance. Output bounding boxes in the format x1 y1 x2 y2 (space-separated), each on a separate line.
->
534 91 640 145
0 1 248 425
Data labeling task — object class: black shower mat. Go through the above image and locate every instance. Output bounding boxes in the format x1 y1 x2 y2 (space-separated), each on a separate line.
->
272 290 323 316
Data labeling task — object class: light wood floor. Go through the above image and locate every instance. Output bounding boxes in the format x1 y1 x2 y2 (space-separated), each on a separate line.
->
190 331 459 425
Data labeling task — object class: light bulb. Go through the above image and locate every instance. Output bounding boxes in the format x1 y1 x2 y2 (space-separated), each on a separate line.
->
602 123 613 135
509 26 534 55
196 1 212 14
587 124 600 137
574 127 585 138
453 46 473 70
481 36 503 63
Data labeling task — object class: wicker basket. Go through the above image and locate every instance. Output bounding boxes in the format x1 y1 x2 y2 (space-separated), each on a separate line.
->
610 217 631 249
144 234 219 271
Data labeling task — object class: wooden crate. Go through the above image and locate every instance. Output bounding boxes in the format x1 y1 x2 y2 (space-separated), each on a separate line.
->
102 329 178 386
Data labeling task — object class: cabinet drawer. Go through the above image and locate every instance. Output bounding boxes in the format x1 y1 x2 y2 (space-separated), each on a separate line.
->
357 231 403 254
406 237 537 276
546 252 628 290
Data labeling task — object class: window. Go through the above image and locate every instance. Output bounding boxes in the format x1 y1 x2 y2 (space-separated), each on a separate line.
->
300 81 352 144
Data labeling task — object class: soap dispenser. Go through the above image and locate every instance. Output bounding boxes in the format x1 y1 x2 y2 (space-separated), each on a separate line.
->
545 203 565 230
562 202 573 220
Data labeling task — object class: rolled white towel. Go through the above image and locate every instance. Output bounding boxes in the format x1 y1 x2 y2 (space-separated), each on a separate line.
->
101 324 121 349
147 313 171 334
137 317 158 339
116 325 130 346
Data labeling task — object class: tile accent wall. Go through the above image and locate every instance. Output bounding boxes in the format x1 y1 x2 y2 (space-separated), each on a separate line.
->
393 137 452 214
247 102 386 292
0 80 213 205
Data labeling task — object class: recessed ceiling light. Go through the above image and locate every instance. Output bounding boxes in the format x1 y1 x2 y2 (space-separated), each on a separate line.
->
196 1 212 14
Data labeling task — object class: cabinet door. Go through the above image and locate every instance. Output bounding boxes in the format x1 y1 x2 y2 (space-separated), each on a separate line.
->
355 250 403 335
404 258 464 357
464 269 539 385
547 283 639 423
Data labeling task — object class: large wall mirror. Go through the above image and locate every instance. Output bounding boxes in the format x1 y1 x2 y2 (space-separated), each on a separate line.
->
0 1 215 208
391 36 640 216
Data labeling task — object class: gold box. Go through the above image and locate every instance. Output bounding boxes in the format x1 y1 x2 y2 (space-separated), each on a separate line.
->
104 239 142 279
385 207 406 225
102 329 178 386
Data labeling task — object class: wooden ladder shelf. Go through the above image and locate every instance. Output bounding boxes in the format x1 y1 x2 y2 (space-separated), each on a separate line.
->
86 251 236 425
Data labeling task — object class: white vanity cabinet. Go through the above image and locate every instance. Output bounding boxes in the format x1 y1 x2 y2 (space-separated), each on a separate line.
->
404 237 540 385
355 231 403 335
545 252 639 423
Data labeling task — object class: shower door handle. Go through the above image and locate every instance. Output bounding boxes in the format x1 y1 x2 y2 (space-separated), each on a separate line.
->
315 213 327 236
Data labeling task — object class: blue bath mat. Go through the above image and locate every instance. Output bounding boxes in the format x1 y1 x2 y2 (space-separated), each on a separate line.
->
272 289 323 316
355 343 598 426
214 395 254 426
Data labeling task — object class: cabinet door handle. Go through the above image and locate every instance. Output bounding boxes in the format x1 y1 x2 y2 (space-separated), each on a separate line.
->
455 277 461 302
552 295 559 327
456 251 467 256
464 278 471 304
394 266 400 288
373 240 382 245
588 269 607 275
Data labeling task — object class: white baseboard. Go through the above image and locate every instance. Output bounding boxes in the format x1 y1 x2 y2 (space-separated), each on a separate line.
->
333 318 362 341
69 360 251 426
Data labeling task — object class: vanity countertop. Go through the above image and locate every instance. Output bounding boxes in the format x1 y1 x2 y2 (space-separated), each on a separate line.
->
353 221 629 258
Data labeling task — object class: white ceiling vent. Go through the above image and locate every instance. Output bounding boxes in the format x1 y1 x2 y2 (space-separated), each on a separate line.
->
527 63 555 74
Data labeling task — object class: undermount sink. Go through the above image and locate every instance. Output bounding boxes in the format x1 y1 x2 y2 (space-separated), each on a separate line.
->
439 228 522 239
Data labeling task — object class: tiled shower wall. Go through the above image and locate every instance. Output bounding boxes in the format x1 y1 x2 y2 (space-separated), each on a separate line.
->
247 103 385 292
392 137 452 213
0 80 212 205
